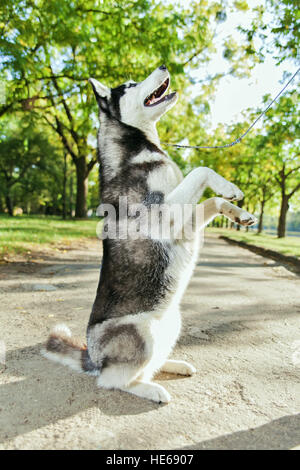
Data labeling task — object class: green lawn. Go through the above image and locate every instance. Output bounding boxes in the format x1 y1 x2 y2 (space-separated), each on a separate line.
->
0 215 99 260
1 215 299 261
207 227 300 258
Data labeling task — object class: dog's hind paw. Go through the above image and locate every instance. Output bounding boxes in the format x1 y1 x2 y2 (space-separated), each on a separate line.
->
122 381 171 404
152 385 171 404
177 362 196 376
161 359 196 376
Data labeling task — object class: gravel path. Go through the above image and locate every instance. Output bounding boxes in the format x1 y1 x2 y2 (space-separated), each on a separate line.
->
0 235 299 450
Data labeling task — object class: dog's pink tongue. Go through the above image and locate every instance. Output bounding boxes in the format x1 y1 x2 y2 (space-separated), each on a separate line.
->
152 95 162 104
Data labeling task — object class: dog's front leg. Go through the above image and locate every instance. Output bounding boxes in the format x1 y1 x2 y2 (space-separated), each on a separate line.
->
197 197 257 230
165 167 244 206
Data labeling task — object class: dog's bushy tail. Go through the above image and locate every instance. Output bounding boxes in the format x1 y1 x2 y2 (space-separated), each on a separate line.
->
41 324 98 375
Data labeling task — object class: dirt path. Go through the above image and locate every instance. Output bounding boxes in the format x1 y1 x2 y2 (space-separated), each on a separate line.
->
0 235 299 450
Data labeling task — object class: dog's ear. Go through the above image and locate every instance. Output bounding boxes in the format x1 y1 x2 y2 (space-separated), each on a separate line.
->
89 78 110 100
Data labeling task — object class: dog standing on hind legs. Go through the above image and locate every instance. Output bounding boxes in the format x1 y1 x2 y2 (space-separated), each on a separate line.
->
42 65 257 403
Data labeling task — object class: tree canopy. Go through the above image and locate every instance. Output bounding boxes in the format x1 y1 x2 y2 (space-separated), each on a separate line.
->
0 0 299 237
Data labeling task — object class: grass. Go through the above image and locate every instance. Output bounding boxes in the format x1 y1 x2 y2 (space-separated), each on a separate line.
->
0 214 99 260
1 214 299 261
207 227 300 258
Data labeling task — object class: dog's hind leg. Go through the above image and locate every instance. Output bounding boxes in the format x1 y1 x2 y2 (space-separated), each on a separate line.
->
97 365 171 403
160 359 196 376
92 320 172 403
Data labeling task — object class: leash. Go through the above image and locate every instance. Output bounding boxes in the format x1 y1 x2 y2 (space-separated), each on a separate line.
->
161 67 300 151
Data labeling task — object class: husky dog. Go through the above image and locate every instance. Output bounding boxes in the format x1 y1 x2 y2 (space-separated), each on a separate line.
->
43 66 257 403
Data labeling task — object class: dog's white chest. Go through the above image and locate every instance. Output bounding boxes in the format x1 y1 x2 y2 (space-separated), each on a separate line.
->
147 159 183 195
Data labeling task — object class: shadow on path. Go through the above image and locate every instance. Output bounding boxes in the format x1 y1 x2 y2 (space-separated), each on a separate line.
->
0 343 161 444
181 414 300 450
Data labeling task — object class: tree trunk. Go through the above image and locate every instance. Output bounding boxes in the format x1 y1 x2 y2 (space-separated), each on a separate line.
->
5 193 13 216
75 156 88 218
277 195 289 238
257 200 265 234
69 175 73 217
62 153 67 220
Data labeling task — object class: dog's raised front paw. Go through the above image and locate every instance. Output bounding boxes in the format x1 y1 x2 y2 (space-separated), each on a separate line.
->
219 182 244 201
235 211 257 226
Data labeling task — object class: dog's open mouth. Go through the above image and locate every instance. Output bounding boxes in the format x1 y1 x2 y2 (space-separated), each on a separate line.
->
144 78 175 107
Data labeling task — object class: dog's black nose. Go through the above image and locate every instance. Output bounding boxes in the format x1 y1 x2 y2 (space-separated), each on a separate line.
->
159 65 167 70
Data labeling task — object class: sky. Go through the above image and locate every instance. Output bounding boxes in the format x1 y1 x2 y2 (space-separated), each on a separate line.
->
205 58 290 129
189 1 296 130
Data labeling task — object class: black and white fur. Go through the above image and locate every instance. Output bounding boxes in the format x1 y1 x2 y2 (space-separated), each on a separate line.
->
43 66 257 403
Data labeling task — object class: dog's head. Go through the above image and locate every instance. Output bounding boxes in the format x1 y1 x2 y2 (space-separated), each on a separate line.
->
89 65 177 128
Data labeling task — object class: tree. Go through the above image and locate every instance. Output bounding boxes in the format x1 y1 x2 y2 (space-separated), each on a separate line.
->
275 160 300 238
240 0 300 63
0 116 62 215
256 91 300 237
0 0 221 216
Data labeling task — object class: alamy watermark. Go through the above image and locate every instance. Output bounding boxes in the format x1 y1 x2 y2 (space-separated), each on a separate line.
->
95 197 204 241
